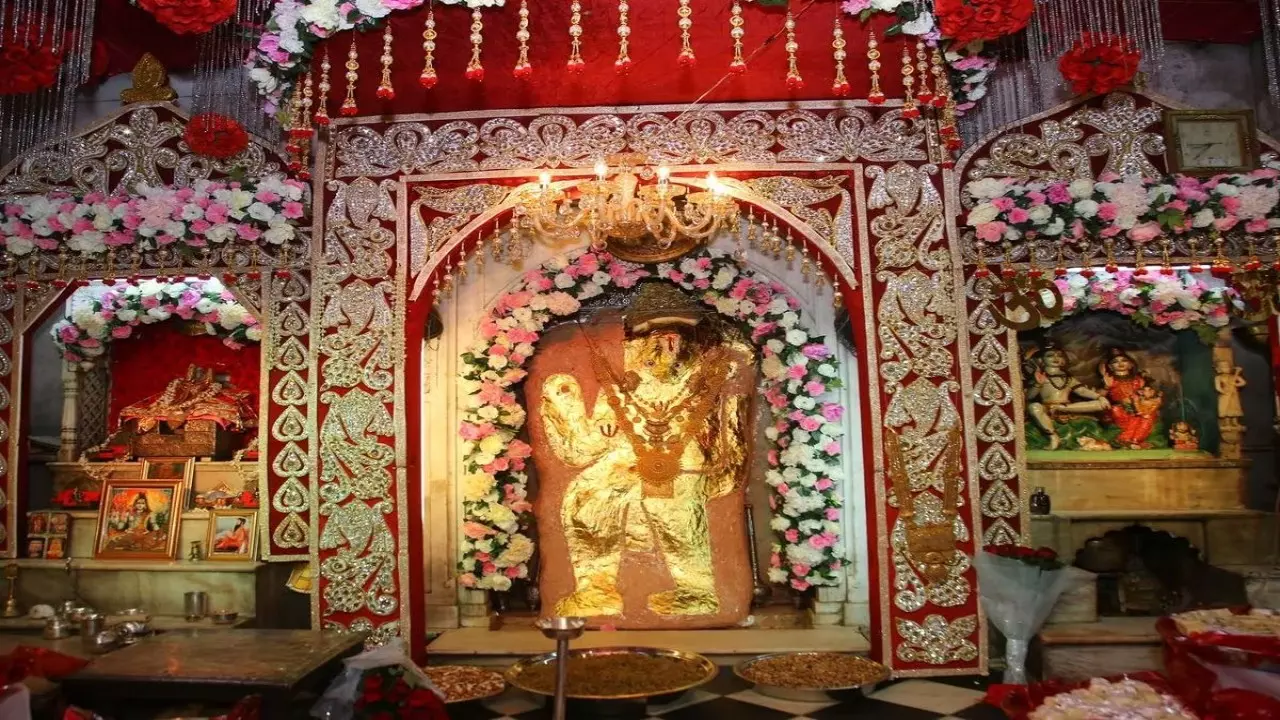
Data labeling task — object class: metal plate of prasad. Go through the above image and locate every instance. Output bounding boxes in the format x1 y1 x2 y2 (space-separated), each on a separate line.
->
422 665 507 704
505 646 717 701
735 651 890 703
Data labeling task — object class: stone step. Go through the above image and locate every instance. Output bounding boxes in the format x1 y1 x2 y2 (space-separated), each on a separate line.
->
1036 616 1163 682
425 626 871 667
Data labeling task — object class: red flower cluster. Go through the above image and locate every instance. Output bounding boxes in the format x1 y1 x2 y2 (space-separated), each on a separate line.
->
935 0 1034 47
0 24 65 96
1058 33 1141 96
984 543 1064 570
136 0 236 35
184 114 249 160
354 667 447 720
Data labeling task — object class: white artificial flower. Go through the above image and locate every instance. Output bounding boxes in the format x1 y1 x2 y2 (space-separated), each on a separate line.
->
794 396 816 411
766 339 785 355
767 567 788 583
901 12 935 36
770 516 791 532
1069 179 1095 199
966 203 1000 225
1074 199 1099 218
247 202 276 222
817 364 836 378
1027 205 1053 224
553 273 574 289
354 0 391 18
1192 209 1216 228
785 329 807 346
245 325 263 341
779 311 799 329
263 224 295 244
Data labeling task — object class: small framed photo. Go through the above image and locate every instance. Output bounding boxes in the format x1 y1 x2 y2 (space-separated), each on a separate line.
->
205 509 257 561
48 512 69 536
94 479 186 560
25 538 45 559
26 511 49 536
44 537 67 560
142 457 195 483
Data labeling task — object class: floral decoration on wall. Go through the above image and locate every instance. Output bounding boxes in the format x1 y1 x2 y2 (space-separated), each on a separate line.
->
1050 269 1241 343
183 114 250 159
457 248 848 593
53 278 262 363
133 0 237 35
1058 33 1141 96
250 0 502 115
0 23 65 96
841 0 1033 112
963 162 1280 249
0 174 307 257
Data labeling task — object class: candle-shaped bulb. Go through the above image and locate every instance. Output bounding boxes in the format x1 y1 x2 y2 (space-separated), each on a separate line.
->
707 171 722 194
594 160 608 181
657 165 670 184
539 172 551 190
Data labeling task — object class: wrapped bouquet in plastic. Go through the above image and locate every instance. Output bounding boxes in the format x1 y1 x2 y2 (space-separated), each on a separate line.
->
311 639 446 720
975 544 1074 684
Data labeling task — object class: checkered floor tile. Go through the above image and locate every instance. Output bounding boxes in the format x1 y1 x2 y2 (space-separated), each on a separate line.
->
445 669 1005 720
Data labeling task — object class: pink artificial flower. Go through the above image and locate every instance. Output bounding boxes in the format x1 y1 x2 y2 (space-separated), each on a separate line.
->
801 343 830 360
57 325 80 342
767 450 780 467
1097 203 1119 221
505 566 522 578
991 197 1015 212
786 365 807 380
823 441 841 456
1008 208 1030 224
821 403 844 423
458 573 477 587
482 562 497 575
804 381 825 396
482 458 510 474
790 578 811 592
1128 222 1161 243
507 439 533 459
816 477 835 492
281 202 305 219
975 222 1007 243
784 529 799 543
776 482 790 495
751 321 778 342
799 416 821 432
462 522 496 539
692 278 710 290
769 552 782 568
1026 191 1047 206
459 422 495 441
1046 184 1071 205
825 507 840 521
791 563 811 577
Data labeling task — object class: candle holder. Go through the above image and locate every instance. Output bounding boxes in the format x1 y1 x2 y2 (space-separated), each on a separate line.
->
2 564 21 618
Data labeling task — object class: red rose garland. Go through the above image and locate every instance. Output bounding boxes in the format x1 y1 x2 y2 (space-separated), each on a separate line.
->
0 24 65 96
135 0 236 35
934 0 1034 47
1058 32 1141 96
184 114 249 159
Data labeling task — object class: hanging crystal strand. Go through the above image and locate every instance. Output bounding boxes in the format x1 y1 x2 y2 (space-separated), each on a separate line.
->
420 9 438 88
616 0 632 73
340 38 360 116
784 12 802 90
377 24 395 99
900 42 918 118
514 0 532 79
465 9 484 81
1262 0 1280 109
831 17 849 97
567 1 585 74
866 31 884 105
728 0 746 74
914 40 933 106
677 0 695 67
314 49 331 126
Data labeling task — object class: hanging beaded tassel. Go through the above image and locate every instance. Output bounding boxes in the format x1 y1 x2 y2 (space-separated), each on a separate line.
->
340 38 359 116
784 12 803 90
567 2 585 73
867 32 885 104
930 48 948 108
377 24 395 100
900 43 918 118
728 0 746 73
420 9 438 88
286 75 312 177
514 0 532 79
616 1 633 73
314 48 331 126
831 17 849 96
914 40 933 106
465 9 485 81
677 0 695 67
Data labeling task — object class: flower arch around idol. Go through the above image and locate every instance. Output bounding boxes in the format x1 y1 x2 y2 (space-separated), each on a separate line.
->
52 278 262 364
456 247 848 593
1043 268 1241 344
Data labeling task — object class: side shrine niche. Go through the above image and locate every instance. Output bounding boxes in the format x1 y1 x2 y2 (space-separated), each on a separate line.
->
952 91 1278 664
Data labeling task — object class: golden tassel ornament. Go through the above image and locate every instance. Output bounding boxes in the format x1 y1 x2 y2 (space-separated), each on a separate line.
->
867 32 884 104
465 9 485 81
313 48 331 126
567 1 585 73
1188 236 1203 274
514 0 532 79
286 75 312 178
340 38 359 116
784 11 803 90
420 9 438 88
729 0 746 74
616 0 632 73
377 24 395 100
930 47 948 108
915 40 933 106
900 42 918 118
831 17 849 96
677 0 695 67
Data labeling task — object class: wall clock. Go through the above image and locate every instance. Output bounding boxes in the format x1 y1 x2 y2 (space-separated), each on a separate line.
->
1164 109 1257 175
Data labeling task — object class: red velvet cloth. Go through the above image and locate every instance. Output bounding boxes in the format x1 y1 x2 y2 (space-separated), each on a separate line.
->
0 646 88 684
107 321 260 431
94 0 202 78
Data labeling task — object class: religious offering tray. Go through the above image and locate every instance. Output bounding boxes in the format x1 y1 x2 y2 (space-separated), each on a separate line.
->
504 647 716 700
1173 608 1280 638
1027 678 1197 720
735 652 889 702
422 665 506 704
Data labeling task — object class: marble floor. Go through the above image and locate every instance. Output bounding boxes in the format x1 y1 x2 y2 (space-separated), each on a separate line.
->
445 669 1008 720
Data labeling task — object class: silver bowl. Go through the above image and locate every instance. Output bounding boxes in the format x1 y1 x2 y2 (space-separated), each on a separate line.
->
734 652 889 703
505 646 717 701
210 610 239 625
85 630 121 654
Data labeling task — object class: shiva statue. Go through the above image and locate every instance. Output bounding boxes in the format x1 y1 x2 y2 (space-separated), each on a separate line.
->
1025 343 1111 450
537 283 753 619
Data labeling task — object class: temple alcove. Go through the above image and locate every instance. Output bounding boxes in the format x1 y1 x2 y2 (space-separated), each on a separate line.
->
418 228 869 632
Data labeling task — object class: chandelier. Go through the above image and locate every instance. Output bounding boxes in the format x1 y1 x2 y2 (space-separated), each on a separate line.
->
514 153 739 262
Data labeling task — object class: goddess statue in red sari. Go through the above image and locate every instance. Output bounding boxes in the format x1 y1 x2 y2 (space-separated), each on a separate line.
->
1100 349 1163 449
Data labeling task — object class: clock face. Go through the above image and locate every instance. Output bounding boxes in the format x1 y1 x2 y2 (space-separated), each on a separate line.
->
1177 120 1243 169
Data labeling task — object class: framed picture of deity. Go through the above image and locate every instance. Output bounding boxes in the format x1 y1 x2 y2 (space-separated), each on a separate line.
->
93 479 186 560
204 509 257 560
141 458 195 483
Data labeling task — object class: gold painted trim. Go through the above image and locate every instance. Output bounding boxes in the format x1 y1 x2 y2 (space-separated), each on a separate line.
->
307 136 327 632
395 181 414 648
